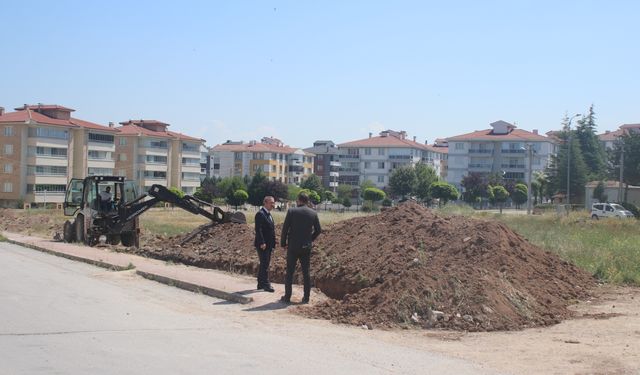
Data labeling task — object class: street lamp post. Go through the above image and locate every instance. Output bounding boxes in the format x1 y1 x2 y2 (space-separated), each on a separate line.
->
566 114 582 207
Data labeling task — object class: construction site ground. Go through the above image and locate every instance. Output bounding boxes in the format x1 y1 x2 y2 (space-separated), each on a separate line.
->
2 203 640 374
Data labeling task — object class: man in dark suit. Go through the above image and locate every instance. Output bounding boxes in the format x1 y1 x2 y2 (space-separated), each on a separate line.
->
280 191 322 304
254 196 276 292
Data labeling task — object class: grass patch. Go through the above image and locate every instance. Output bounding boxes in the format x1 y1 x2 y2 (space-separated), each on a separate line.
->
493 212 640 286
0 234 7 242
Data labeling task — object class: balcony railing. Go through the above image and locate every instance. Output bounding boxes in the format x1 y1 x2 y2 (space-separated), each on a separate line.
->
468 164 492 169
340 154 360 159
501 149 525 154
468 149 493 154
501 164 526 169
389 155 411 159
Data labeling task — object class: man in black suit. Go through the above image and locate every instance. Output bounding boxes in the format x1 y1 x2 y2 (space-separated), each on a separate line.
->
280 191 322 304
254 196 276 292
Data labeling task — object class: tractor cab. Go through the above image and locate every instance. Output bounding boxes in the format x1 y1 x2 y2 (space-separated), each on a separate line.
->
64 176 137 217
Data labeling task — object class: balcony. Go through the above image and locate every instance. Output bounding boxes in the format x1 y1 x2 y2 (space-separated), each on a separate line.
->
501 149 525 154
329 161 341 167
329 171 339 177
389 155 411 159
329 181 339 187
501 164 525 169
468 149 493 154
340 154 360 159
468 163 492 169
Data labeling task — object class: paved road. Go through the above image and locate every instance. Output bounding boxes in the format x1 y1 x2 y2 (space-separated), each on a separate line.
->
0 242 500 375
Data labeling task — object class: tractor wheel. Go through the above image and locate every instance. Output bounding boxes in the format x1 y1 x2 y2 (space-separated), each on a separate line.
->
63 220 76 243
75 216 85 243
591 214 599 220
121 232 136 247
108 234 121 245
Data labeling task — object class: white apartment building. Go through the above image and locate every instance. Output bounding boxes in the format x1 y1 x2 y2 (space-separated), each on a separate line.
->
0 104 117 206
598 123 640 150
446 121 555 190
337 130 447 188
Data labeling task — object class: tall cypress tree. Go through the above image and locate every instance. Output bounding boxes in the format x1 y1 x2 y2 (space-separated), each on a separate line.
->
546 115 589 203
575 105 607 180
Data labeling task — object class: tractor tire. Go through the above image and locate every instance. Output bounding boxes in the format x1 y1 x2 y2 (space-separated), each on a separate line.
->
75 216 85 243
121 232 136 247
63 220 76 243
591 214 599 220
108 234 121 246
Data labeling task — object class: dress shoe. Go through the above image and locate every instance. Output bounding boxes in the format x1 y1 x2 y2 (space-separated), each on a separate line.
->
301 297 310 304
263 286 275 293
280 296 291 304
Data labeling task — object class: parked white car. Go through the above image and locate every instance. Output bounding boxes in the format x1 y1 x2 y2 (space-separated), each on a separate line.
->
591 203 635 219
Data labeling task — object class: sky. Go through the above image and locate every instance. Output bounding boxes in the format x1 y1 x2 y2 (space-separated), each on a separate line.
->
1 0 638 147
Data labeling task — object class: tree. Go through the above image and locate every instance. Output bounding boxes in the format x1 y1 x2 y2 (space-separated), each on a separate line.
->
230 189 248 209
546 115 588 204
575 105 607 180
609 132 640 190
336 184 354 200
262 180 288 202
342 196 352 209
460 172 487 208
218 176 247 204
414 163 438 203
299 189 321 205
168 187 185 198
300 174 323 194
247 170 268 206
359 179 376 199
490 185 509 214
512 183 528 209
429 181 459 207
193 177 219 203
288 184 302 201
323 190 336 202
363 187 386 203
388 165 416 200
530 180 540 205
592 181 608 203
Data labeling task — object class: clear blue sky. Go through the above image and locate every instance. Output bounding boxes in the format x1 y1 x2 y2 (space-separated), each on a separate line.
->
1 1 638 147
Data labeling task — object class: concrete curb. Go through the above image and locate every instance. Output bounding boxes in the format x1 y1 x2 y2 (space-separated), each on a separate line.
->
5 239 132 271
5 237 253 305
136 270 253 304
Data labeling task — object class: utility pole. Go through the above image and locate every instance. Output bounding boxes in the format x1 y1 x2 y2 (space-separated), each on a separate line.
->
565 114 581 207
526 144 533 215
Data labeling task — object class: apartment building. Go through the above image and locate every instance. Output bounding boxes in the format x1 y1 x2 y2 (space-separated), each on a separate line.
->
0 104 117 206
446 120 555 190
115 120 205 195
598 123 640 150
337 130 447 188
210 137 314 184
304 141 340 190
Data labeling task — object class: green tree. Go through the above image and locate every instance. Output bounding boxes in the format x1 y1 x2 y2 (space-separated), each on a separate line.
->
534 171 549 203
530 180 540 205
300 174 323 194
546 115 588 204
363 187 386 203
608 132 640 202
575 105 607 180
490 185 509 214
230 189 248 209
336 184 354 200
429 181 459 207
388 165 416 200
414 163 438 203
247 170 268 206
342 196 352 208
263 180 288 202
592 181 608 203
218 176 247 203
512 183 528 209
323 190 336 202
168 187 185 198
287 184 302 201
359 179 376 199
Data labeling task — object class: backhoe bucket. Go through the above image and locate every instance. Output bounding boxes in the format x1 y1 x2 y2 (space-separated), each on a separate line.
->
225 211 247 224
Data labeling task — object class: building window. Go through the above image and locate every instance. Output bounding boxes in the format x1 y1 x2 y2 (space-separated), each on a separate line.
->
364 148 371 155
455 143 464 150
377 175 384 183
4 126 13 136
364 161 371 169
3 182 12 193
378 162 385 169
119 153 127 162
28 127 68 140
4 144 13 155
4 164 13 173
118 169 126 177
88 133 115 144
119 138 127 146
88 150 112 160
378 148 385 156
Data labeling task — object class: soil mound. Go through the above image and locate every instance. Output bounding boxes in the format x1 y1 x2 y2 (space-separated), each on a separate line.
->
134 202 595 331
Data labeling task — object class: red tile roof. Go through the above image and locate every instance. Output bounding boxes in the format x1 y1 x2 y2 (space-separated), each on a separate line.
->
446 128 551 142
116 123 203 142
338 134 446 154
598 129 624 141
119 119 170 127
15 104 75 112
211 142 302 154
0 106 115 132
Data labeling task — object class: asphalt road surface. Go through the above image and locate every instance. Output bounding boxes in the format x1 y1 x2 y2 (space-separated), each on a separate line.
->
0 242 500 375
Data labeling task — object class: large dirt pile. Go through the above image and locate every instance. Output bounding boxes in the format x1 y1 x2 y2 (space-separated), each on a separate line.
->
133 202 595 331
